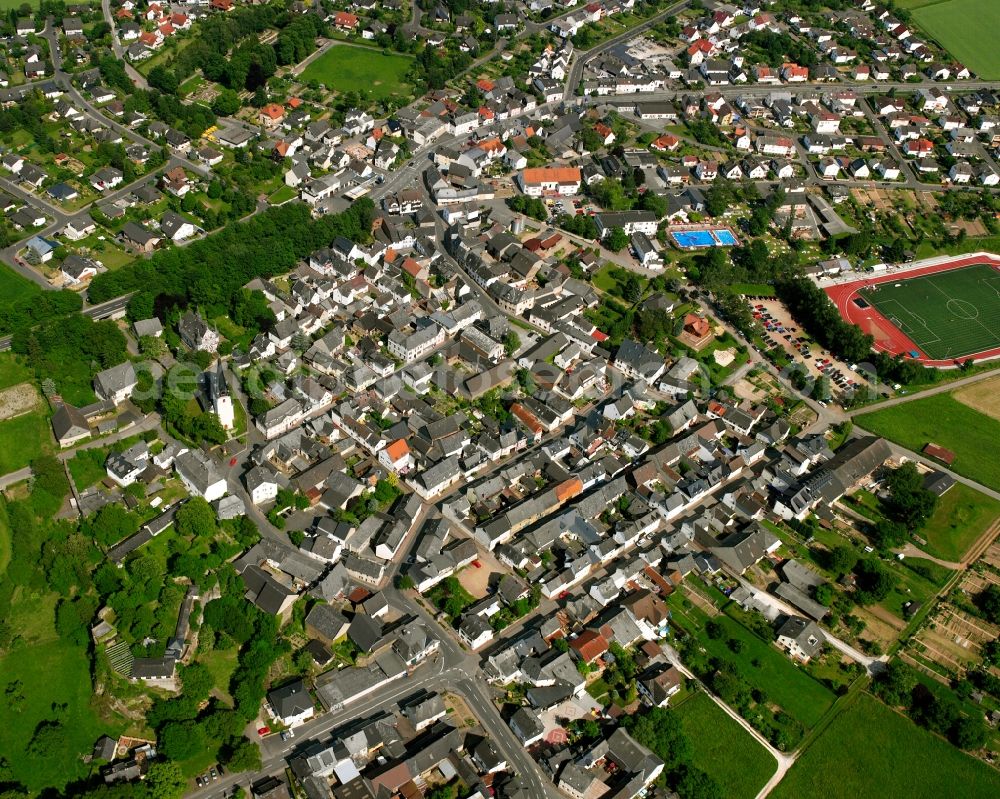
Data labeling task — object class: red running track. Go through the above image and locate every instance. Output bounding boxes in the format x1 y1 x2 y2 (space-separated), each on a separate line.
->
824 253 1000 368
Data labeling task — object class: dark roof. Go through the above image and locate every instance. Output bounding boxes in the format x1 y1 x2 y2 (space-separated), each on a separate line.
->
131 656 176 680
268 679 313 719
51 403 89 442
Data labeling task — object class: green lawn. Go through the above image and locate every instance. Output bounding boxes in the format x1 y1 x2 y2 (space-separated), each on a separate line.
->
68 447 111 492
0 640 112 793
0 353 33 390
197 648 238 702
0 498 10 576
670 596 836 729
913 0 1000 79
0 410 51 474
674 691 777 799
0 263 42 313
706 613 836 728
299 45 414 101
268 184 299 205
771 694 1000 799
855 393 1000 492
920 482 1000 562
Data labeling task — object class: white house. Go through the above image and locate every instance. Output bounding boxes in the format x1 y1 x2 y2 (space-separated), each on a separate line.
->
378 438 414 474
174 450 227 503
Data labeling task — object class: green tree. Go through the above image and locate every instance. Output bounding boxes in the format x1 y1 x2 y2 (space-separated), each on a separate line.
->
212 88 241 116
977 585 1000 624
159 720 205 761
146 761 187 799
854 558 896 605
175 498 217 539
882 462 937 529
871 661 916 706
503 331 521 357
396 574 415 590
225 738 262 772
179 662 213 702
605 226 629 252
950 716 988 750
827 545 857 575
26 720 67 758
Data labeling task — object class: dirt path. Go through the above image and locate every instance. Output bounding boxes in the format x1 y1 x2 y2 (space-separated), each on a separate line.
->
894 544 963 570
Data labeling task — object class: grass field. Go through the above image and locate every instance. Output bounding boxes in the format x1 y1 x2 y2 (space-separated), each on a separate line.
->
856 393 1000 492
674 691 777 799
710 613 835 728
0 628 110 792
268 184 299 205
0 354 33 390
68 447 111 491
912 0 1000 79
860 264 1000 360
0 409 51 474
0 262 42 309
772 695 1000 799
920 482 1000 561
671 601 836 729
299 45 414 101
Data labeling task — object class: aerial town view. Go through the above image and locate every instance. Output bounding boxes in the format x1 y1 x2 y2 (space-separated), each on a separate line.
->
4 0 1000 797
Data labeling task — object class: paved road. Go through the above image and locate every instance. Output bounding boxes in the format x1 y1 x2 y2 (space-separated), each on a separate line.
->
846 366 1000 417
100 0 149 89
564 1 691 100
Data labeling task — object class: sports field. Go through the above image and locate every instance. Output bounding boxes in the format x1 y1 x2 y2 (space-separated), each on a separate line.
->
859 263 1000 360
299 45 414 101
912 0 1000 79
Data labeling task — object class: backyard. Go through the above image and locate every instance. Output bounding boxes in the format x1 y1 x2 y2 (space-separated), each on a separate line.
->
299 45 414 102
771 694 1000 799
673 691 777 799
669 590 837 730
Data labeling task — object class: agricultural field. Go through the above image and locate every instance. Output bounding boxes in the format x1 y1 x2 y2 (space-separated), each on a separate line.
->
674 691 777 799
299 45 414 102
771 695 1000 799
856 393 1000 492
912 0 1000 79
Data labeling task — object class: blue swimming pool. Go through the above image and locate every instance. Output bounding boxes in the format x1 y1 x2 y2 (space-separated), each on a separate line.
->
672 230 716 248
671 228 738 249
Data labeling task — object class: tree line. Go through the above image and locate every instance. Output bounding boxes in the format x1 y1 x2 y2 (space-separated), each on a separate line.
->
89 199 375 322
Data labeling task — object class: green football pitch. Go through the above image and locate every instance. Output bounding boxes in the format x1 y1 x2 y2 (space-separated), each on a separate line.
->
860 263 1000 360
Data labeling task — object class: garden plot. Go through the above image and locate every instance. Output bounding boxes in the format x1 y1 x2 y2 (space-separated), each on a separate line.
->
0 382 41 420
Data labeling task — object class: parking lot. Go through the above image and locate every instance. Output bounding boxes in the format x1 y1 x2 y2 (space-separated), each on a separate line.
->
750 297 868 401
